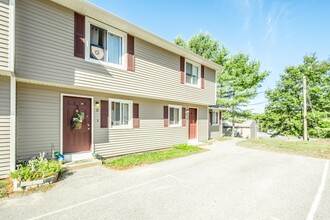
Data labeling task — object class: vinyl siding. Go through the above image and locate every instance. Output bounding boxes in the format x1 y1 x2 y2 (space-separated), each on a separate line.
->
210 125 222 139
16 85 60 160
15 0 216 106
0 0 9 70
0 76 10 178
16 83 208 160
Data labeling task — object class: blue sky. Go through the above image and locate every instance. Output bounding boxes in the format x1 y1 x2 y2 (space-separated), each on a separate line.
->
89 0 330 113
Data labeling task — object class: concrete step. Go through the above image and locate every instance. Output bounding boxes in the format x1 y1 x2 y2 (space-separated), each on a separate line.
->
62 158 102 171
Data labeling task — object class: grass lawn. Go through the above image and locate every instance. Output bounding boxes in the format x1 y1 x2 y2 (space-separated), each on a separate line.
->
217 137 232 141
104 144 206 170
237 139 330 159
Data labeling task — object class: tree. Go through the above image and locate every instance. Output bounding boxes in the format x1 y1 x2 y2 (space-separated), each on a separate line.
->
174 32 229 65
262 54 330 138
218 53 269 136
174 32 269 136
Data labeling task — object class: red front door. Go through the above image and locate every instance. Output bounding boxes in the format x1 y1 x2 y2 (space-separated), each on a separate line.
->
63 96 92 153
189 108 197 140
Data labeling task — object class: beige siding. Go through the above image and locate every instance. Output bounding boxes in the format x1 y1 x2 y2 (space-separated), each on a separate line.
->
17 85 60 160
16 83 208 159
0 76 10 178
210 125 222 139
15 0 216 106
94 99 188 158
197 106 208 143
0 0 9 70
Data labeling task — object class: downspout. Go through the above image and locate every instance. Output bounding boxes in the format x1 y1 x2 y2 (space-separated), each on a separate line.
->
9 0 16 171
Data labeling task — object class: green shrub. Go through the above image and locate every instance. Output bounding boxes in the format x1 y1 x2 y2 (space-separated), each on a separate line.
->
10 157 63 181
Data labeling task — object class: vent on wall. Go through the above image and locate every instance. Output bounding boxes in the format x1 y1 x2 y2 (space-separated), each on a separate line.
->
90 45 105 61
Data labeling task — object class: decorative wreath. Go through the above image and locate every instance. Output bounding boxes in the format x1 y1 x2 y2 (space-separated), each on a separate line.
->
71 110 85 131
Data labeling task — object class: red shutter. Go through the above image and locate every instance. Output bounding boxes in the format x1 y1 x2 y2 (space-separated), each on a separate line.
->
133 103 140 128
164 106 168 127
100 100 108 128
74 13 85 59
201 65 205 89
219 111 222 125
209 111 213 125
182 107 186 127
180 56 185 84
127 35 135 71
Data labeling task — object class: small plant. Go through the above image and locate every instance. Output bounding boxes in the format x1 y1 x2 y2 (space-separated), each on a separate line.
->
10 153 63 182
0 179 10 198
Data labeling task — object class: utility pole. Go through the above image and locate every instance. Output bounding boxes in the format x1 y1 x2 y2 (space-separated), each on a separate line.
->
303 76 308 141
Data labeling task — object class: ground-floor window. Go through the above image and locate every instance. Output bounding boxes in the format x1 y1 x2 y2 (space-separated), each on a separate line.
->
212 111 219 125
169 105 182 127
109 99 133 128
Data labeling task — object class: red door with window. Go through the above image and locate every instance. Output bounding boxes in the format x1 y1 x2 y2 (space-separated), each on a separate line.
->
189 108 197 140
63 96 92 153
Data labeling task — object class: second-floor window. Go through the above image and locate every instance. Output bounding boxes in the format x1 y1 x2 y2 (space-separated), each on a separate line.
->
87 18 127 68
185 60 201 87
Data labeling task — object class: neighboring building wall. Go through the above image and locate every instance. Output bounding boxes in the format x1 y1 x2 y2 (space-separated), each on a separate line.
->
0 76 10 178
16 83 209 159
15 0 216 106
0 0 10 70
209 125 222 139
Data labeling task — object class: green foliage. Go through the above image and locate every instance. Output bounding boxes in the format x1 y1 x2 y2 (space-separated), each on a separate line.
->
0 179 10 198
174 32 269 133
261 54 330 138
218 52 269 127
104 144 205 169
10 157 63 181
174 32 229 65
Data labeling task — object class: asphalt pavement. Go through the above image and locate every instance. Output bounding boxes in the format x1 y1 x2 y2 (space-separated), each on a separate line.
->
0 138 329 220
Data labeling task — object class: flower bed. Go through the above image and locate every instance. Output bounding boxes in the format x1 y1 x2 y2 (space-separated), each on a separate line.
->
10 154 63 191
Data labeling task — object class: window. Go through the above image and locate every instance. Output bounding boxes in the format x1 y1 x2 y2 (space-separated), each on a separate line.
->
169 105 182 127
87 19 127 68
185 61 200 86
109 99 132 128
212 112 219 125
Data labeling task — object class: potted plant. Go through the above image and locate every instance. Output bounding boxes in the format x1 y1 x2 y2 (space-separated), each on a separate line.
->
10 152 63 191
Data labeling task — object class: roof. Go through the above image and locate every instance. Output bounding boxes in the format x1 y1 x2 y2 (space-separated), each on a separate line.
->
50 0 223 72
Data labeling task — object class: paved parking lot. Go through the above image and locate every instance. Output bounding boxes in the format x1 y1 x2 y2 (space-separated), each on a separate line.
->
0 139 329 220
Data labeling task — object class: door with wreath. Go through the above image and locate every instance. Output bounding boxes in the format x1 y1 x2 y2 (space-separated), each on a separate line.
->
63 96 92 153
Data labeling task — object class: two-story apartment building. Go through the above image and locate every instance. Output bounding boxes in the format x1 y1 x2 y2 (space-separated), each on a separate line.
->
0 0 222 178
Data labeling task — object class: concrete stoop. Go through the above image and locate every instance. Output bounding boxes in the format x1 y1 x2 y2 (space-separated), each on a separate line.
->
62 158 102 171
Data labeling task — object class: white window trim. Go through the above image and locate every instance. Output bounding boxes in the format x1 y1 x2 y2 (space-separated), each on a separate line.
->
108 98 133 129
168 104 182 127
212 111 219 126
185 59 201 88
85 17 128 70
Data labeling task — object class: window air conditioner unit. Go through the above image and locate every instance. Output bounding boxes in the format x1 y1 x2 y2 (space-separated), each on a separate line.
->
91 45 105 61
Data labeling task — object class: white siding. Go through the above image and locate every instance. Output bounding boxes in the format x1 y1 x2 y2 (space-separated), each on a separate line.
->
0 76 10 178
0 0 9 70
16 84 208 160
15 0 216 106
